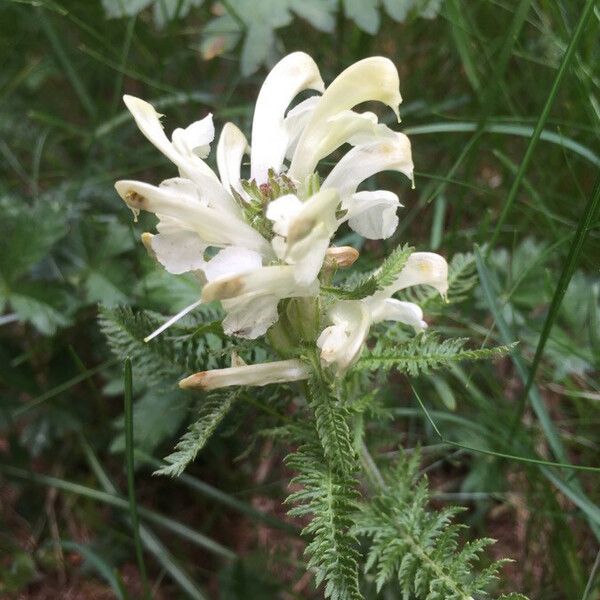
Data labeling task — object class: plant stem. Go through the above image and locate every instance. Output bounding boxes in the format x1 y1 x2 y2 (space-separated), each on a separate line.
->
123 358 151 599
359 442 385 490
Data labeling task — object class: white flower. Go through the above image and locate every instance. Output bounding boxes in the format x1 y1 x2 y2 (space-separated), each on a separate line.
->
265 189 340 285
116 51 414 343
201 248 319 339
317 253 449 370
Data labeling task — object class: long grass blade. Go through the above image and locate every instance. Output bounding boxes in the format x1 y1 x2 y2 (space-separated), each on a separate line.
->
410 385 600 473
0 465 236 560
80 437 209 600
404 122 600 167
138 452 300 536
487 0 598 250
13 358 118 416
59 540 129 600
123 359 151 598
474 246 600 540
36 6 97 120
515 176 600 423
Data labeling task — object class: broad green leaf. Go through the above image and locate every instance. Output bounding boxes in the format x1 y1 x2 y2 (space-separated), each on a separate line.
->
343 0 380 34
290 0 336 32
0 197 67 285
101 0 154 18
8 283 72 335
111 389 191 456
152 0 204 28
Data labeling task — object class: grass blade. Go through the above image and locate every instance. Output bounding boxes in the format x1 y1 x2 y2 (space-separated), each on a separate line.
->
515 176 600 423
138 452 300 536
474 246 600 541
123 358 151 599
36 6 97 120
59 540 129 600
80 437 209 600
404 122 600 168
487 0 598 250
0 465 236 560
410 385 600 473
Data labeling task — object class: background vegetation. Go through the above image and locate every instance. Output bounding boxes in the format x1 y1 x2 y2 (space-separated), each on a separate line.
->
1 0 598 598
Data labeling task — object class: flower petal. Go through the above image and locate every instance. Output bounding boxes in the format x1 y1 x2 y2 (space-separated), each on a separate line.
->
265 194 303 237
221 294 280 339
286 189 339 244
383 252 449 298
203 246 263 282
276 189 340 285
317 300 371 369
171 113 215 159
250 52 324 183
285 227 331 285
290 110 396 180
322 133 413 198
179 359 310 390
217 122 248 195
283 96 320 160
115 179 271 255
289 56 403 182
144 230 208 275
123 95 240 216
345 190 401 239
368 298 427 332
202 265 318 303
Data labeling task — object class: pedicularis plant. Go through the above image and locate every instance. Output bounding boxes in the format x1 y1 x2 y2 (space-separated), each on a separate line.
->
110 53 527 600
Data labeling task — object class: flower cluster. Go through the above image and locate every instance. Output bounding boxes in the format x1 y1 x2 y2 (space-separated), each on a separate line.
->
116 52 448 388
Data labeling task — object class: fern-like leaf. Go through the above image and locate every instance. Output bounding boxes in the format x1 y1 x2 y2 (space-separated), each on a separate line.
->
306 370 357 476
156 389 240 477
353 450 520 599
99 305 181 386
373 244 414 289
286 439 363 600
354 334 513 376
99 305 240 386
323 245 414 301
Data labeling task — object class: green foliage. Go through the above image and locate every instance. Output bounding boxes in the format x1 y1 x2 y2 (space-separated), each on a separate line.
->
101 0 204 27
355 333 513 376
282 361 363 599
324 245 413 300
110 389 190 455
306 367 358 477
156 389 240 477
287 439 362 600
0 196 71 334
67 218 135 306
354 450 510 599
100 0 442 75
3 1 598 597
98 304 227 387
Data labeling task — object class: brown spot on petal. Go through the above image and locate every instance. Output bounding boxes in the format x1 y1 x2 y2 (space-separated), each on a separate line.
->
288 218 314 244
125 190 147 209
202 276 244 302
